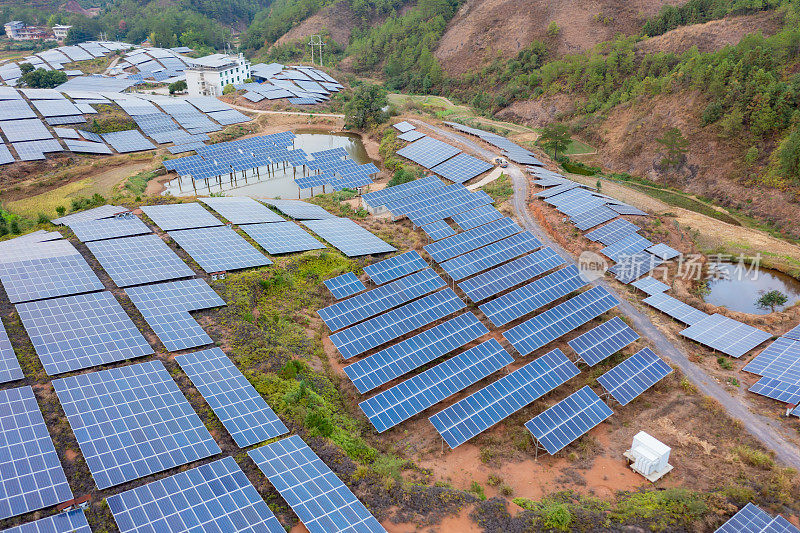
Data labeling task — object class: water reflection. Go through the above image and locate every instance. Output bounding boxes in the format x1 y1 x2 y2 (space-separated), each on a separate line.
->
704 262 800 314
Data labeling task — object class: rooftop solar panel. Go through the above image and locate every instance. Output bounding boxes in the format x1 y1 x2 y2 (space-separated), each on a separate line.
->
107 456 284 533
248 435 386 533
53 360 221 489
600 234 654 262
364 250 429 285
126 278 225 351
430 153 493 184
16 291 153 375
198 196 285 224
1 509 90 533
330 288 465 359
458 246 566 303
451 204 504 231
439 232 542 281
343 311 488 393
525 386 613 454
0 386 72 520
642 293 709 325
503 285 619 355
360 339 512 432
597 347 673 405
140 202 224 231
86 233 194 286
396 136 461 169
393 121 415 133
430 348 580 448
319 268 445 331
567 316 640 366
479 265 588 327
424 217 521 263
749 376 800 405
175 348 288 446
324 272 366 299
680 313 772 358
630 276 670 295
584 219 641 245
168 226 272 273
239 221 325 254
714 503 773 533
421 220 456 241
303 217 396 257
260 199 335 220
0 320 22 384
743 337 800 383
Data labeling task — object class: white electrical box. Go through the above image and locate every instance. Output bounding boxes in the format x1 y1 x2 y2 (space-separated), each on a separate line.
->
625 431 673 482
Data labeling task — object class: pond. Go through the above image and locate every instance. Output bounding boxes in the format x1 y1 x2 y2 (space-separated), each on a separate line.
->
703 261 800 314
162 130 372 199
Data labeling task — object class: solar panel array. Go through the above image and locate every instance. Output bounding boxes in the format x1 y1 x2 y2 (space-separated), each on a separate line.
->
396 136 461 169
743 337 800 385
107 457 285 533
680 313 772 358
424 217 521 263
421 220 456 241
714 503 774 533
248 436 386 533
567 316 640 366
102 130 156 153
642 293 709 325
584 219 641 245
647 243 681 260
324 272 366 299
261 199 335 220
175 348 288 447
525 386 613 454
53 360 221 489
361 175 445 209
67 214 151 242
430 153 493 184
86 234 195 286
1 509 91 533
360 339 513 432
451 204 504 231
504 285 619 355
0 320 22 383
199 196 285 224
397 130 426 142
140 203 224 231
393 121 416 133
126 278 225 351
0 386 73 520
364 250 428 285
430 348 580 448
608 252 664 284
304 217 397 257
749 377 800 405
168 226 272 273
597 347 673 405
439 232 542 281
16 291 154 375
343 311 488 393
600 234 654 262
630 276 670 295
240 221 325 254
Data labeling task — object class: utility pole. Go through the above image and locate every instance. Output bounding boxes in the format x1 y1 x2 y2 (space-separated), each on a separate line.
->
308 35 325 66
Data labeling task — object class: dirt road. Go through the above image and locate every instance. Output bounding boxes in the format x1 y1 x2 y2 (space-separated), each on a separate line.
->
414 119 800 470
226 103 345 119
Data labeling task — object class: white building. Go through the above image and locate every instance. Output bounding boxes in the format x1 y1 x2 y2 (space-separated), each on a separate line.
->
4 21 51 41
184 53 251 97
52 25 72 41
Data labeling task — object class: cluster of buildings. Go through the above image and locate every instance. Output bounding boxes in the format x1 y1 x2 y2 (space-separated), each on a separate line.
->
4 21 72 42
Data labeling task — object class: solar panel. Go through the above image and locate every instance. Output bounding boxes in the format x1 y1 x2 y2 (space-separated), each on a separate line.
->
0 320 22 383
762 516 800 533
168 226 272 273
360 339 512 432
393 121 415 132
330 288 465 359
102 129 156 152
260 199 336 220
51 204 128 225
67 214 150 242
198 196 285 224
749 377 800 405
783 323 800 341
458 246 566 303
0 386 73 520
418 220 453 241
451 204 504 231
324 272 366 299
239 221 325 254
409 192 494 228
396 136 461 169
680 313 772 358
430 348 580 448
397 130 426 142
248 436 385 533
743 337 800 384
567 316 640 366
479 265 588 327
12 139 62 160
1 509 90 533
715 503 773 533
630 276 670 295
600 234 654 262
303 217 397 257
424 217 521 263
86 234 194 286
126 279 225 351
53 360 220 489
610 204 648 216
0 119 51 143
642 293 709 325
140 202 224 231
175 348 288 447
608 252 664 284
646 243 681 260
584 219 641 245
343 311 488 392
439 232 541 281
571 205 618 231
364 250 429 285
430 153 493 184
384 183 471 216
596 347 672 405
361 175 445 209
503 285 619 355
0 251 104 304
319 268 445 331
63 138 112 154
16 291 153 375
0 144 14 165
525 386 613 455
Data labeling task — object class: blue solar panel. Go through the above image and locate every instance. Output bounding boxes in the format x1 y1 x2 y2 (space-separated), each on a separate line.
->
330 289 465 359
642 293 709 325
0 386 73 520
608 252 665 284
647 243 680 260
424 217 521 263
140 203 224 231
749 377 800 405
409 192 495 228
715 503 773 533
600 234 653 262
319 268 445 331
343 312 488 393
479 265 588 328
571 206 618 231
430 348 580 448
324 272 366 299
304 217 397 257
525 386 613 454
630 276 670 295
421 220 456 241
175 348 288 447
597 348 672 405
107 457 284 533
364 250 428 285
567 317 640 366
430 153 493 184
86 234 195 287
743 337 800 380
458 246 566 303
680 313 772 358
53 360 221 489
67 214 151 242
361 175 445 209
762 516 800 533
0 248 104 304
504 285 619 355
240 221 325 255
168 226 272 273
439 232 541 281
248 436 386 533
451 204 504 231
360 339 513 432
396 136 460 169
1 509 90 533
0 319 23 383
199 196 285 224
384 183 471 216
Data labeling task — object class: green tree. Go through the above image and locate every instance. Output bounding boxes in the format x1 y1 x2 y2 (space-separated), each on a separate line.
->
168 80 187 94
222 83 236 95
778 129 800 180
19 63 34 75
343 83 388 130
655 127 689 168
756 289 789 312
21 68 67 88
539 122 571 160
65 19 101 45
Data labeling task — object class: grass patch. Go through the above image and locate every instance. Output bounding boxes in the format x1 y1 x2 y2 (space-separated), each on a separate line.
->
308 190 369 218
612 488 709 530
733 445 775 469
125 170 160 196
483 173 513 204
614 180 741 226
